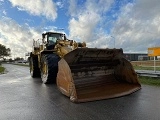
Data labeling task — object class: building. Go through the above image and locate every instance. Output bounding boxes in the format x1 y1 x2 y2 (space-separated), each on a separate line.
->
124 53 148 61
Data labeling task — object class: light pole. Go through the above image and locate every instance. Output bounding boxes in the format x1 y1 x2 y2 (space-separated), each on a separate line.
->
111 36 115 48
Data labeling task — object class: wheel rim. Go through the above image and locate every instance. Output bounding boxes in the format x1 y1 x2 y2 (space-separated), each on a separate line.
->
42 61 48 82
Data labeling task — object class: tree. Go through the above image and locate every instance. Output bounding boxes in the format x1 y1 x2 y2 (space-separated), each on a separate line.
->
0 44 11 59
14 57 24 61
9 58 13 62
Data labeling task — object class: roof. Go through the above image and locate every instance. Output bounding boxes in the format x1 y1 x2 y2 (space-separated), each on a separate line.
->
43 32 64 35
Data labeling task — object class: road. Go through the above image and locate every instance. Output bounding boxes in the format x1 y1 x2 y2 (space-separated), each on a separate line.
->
0 64 160 120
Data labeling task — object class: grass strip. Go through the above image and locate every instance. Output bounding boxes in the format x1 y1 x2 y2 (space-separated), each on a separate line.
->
0 66 5 73
139 76 160 86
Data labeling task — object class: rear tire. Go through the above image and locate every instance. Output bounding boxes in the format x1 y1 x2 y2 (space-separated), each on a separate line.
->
41 54 60 84
29 56 41 78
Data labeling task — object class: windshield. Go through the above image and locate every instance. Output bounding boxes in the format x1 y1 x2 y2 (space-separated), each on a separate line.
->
48 33 64 43
48 36 57 43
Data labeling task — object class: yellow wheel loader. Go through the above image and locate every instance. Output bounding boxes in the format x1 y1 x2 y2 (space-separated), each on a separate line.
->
29 32 141 103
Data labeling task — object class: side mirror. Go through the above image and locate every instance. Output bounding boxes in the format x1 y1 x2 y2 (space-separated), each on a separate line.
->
42 33 45 39
64 34 67 40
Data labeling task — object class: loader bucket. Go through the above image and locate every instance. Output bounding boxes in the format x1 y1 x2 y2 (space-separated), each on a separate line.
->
57 48 141 103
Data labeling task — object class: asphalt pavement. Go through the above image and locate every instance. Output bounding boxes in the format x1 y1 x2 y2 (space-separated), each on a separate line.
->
0 64 160 120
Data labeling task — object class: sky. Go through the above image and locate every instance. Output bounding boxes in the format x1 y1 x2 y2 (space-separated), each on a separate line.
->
0 0 160 59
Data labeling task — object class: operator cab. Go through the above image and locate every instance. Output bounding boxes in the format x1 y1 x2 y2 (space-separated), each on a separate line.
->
42 32 66 50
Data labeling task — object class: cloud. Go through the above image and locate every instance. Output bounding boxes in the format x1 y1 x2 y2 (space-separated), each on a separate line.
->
0 17 41 59
68 0 160 53
134 0 160 20
68 0 78 17
111 0 160 53
9 0 57 20
1 0 160 60
68 0 114 44
0 17 66 59
2 10 7 15
56 1 64 8
69 12 101 42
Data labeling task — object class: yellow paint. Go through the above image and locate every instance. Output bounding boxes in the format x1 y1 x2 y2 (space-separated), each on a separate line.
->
148 47 160 56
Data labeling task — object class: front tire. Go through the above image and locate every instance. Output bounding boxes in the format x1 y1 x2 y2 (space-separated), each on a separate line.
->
41 54 60 84
29 56 41 78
